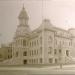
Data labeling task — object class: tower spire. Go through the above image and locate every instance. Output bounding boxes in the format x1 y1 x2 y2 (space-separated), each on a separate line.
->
18 4 29 20
18 5 29 26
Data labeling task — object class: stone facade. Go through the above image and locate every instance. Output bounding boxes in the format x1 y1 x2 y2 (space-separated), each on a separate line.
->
12 6 75 65
0 44 12 62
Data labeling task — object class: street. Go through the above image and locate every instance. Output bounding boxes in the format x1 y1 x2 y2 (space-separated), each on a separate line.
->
0 65 75 75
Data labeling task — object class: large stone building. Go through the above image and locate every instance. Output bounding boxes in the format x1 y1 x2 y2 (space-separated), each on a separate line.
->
0 44 12 62
11 6 75 65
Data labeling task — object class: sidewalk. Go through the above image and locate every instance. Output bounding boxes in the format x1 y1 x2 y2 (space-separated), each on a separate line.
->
0 64 75 70
0 65 75 74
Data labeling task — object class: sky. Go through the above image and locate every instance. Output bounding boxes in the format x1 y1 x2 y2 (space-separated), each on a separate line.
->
0 0 75 44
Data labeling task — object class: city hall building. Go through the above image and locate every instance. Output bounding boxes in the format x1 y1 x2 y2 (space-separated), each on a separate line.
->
11 6 75 65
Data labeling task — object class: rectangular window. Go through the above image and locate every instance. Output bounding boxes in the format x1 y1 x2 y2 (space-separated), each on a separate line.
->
49 58 53 63
40 37 42 44
55 39 57 45
11 55 12 58
34 41 36 46
48 47 52 54
34 50 36 55
55 59 58 63
54 49 57 54
37 50 38 55
23 40 26 46
32 50 33 56
66 50 69 56
40 47 42 54
23 51 27 56
30 51 31 56
16 51 18 57
60 41 62 45
40 58 42 63
32 41 33 47
23 60 27 64
8 55 9 59
59 49 61 54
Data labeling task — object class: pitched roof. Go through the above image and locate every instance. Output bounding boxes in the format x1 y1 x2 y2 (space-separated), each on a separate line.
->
32 19 55 33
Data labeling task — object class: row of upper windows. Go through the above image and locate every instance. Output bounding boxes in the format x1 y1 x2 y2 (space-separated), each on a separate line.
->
55 39 72 46
15 40 72 49
15 48 69 57
29 48 42 56
15 49 42 57
55 31 71 38
15 40 27 46
29 37 42 47
15 47 42 57
15 37 42 47
16 51 27 57
48 47 62 55
48 47 69 56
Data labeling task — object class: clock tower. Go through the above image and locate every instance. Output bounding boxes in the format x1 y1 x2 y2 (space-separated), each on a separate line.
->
12 5 30 65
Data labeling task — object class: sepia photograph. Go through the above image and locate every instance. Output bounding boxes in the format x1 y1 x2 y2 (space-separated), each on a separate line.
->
0 0 75 75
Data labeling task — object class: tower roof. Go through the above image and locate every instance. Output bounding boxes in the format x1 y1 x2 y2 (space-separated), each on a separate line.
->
18 5 29 19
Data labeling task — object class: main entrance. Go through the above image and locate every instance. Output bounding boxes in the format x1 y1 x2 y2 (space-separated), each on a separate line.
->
23 60 27 64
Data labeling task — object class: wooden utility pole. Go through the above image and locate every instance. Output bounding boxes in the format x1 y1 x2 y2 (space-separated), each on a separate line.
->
58 44 63 69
